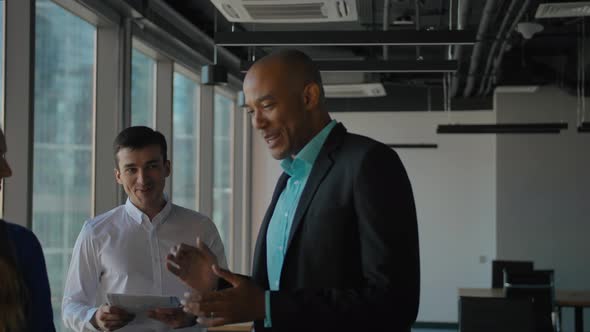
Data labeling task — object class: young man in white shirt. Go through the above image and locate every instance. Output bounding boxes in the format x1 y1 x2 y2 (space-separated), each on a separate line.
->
62 126 227 332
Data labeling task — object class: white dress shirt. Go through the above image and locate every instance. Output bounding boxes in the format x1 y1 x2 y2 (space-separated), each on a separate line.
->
62 198 227 332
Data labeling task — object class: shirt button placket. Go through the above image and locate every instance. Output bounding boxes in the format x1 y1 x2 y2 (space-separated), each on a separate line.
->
151 228 162 294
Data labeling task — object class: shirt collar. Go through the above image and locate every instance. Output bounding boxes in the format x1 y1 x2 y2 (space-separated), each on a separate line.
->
280 120 337 177
124 193 172 225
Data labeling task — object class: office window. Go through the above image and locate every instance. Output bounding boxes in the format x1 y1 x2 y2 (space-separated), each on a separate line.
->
213 92 234 254
172 71 199 209
33 1 95 330
131 48 156 127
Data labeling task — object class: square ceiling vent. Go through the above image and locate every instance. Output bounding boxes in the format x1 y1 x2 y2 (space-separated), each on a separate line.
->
210 0 358 23
324 83 386 98
535 2 590 18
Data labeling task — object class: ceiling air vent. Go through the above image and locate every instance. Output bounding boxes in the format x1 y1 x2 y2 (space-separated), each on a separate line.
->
324 83 386 98
535 2 590 18
495 85 539 93
210 0 358 23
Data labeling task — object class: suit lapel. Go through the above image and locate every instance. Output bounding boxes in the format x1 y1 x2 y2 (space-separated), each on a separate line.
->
285 124 347 251
252 172 290 285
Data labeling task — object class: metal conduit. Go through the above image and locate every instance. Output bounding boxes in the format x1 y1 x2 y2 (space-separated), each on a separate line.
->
416 0 421 60
383 0 390 60
476 0 520 96
450 0 470 97
483 0 532 95
462 0 496 97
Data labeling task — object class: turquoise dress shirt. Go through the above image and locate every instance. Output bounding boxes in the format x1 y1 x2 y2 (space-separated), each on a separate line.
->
264 120 337 326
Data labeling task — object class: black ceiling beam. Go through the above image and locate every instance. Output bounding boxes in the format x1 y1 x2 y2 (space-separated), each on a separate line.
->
215 30 477 46
240 60 458 73
387 144 439 149
436 123 568 134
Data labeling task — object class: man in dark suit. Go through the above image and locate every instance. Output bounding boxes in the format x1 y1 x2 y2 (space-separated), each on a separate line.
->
167 49 420 332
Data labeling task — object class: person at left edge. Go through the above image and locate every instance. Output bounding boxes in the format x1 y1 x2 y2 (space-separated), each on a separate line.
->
0 127 56 332
62 126 228 331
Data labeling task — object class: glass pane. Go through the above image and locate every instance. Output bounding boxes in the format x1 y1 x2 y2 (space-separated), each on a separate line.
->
131 48 155 127
34 1 95 331
172 72 199 210
213 93 233 256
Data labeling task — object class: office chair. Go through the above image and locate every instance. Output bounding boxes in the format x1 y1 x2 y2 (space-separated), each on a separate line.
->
505 269 556 332
491 259 534 288
459 296 535 332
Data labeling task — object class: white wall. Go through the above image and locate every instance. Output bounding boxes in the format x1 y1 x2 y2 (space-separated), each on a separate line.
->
495 86 590 331
250 110 497 323
250 127 283 247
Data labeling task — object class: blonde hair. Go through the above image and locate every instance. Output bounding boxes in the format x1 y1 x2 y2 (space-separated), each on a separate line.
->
0 228 29 332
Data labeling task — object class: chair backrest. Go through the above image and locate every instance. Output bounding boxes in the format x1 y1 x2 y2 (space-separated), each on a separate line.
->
459 296 535 332
505 270 555 332
491 260 534 288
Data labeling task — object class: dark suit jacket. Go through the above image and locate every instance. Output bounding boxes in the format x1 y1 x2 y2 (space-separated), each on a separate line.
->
0 220 56 332
252 123 420 332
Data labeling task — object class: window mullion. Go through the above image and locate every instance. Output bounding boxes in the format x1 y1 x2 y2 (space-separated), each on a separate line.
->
155 59 173 198
3 0 35 228
94 24 124 215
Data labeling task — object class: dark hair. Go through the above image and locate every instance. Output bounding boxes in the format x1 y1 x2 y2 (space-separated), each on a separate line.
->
113 126 167 167
0 220 29 332
267 49 325 101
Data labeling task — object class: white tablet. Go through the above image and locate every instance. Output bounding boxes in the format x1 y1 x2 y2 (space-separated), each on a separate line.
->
106 293 181 315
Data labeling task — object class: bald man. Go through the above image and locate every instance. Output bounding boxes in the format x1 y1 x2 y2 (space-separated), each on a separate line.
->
168 49 420 332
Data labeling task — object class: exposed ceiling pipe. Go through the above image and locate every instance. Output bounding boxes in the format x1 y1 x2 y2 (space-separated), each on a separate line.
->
456 0 463 30
462 0 496 97
476 0 520 96
383 0 390 60
447 0 454 60
483 0 532 95
416 0 421 60
450 0 470 97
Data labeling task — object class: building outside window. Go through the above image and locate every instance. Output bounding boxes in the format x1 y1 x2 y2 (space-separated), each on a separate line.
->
172 70 200 210
213 92 234 260
33 1 95 330
131 47 156 128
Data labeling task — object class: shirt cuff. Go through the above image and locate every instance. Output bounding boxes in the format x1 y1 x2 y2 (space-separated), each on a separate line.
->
264 291 272 328
84 307 100 332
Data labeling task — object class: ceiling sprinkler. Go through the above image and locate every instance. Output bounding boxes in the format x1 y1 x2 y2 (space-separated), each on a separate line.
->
516 22 544 39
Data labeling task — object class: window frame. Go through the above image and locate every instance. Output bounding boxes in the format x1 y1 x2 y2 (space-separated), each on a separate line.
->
130 36 174 197
213 86 238 270
171 63 201 210
130 41 158 129
31 2 102 330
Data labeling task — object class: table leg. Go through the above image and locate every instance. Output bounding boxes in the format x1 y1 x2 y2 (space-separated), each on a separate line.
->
574 307 583 332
